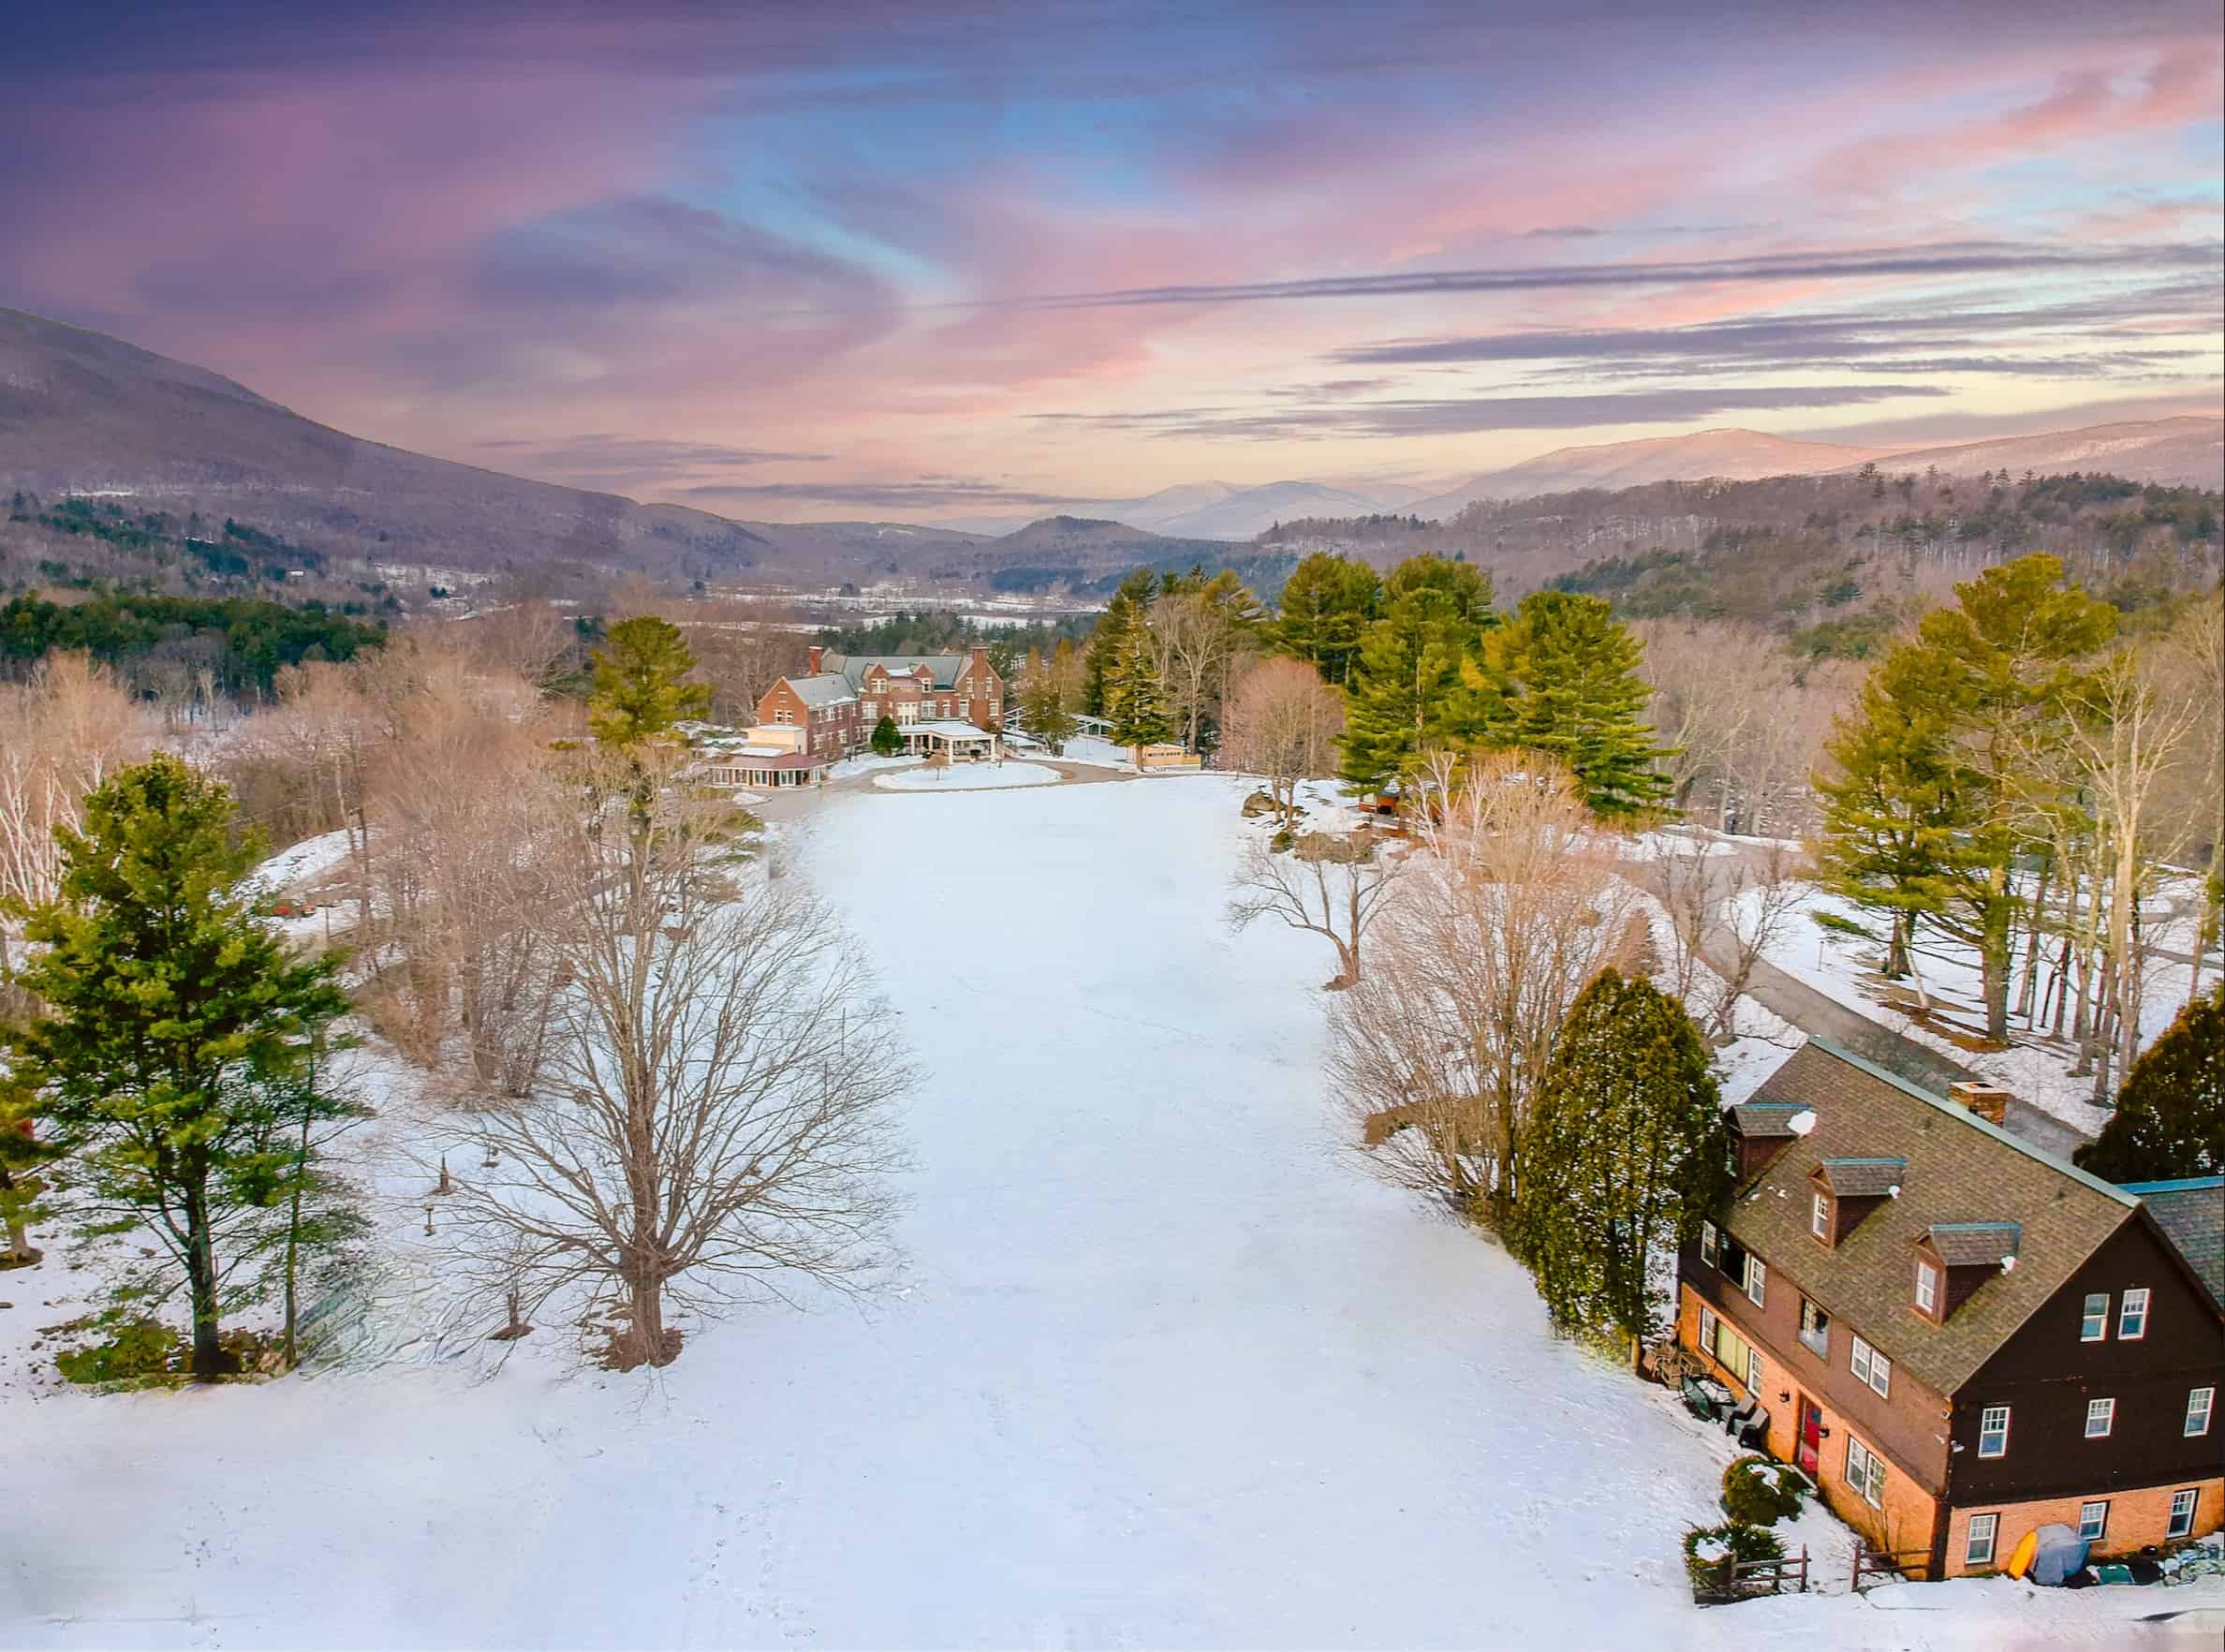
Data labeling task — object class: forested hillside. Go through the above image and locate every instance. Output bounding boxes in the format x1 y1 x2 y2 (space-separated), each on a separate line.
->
1256 469 2221 658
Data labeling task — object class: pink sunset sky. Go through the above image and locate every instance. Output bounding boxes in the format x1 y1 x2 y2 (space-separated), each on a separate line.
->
2 1 2219 521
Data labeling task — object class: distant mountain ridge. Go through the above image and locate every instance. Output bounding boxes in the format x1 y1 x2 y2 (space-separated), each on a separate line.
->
1408 419 2222 520
0 306 982 583
3 309 2216 590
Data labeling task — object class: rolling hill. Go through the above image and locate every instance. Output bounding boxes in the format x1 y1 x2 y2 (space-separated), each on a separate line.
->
1845 417 2225 488
1411 419 2224 519
0 307 985 585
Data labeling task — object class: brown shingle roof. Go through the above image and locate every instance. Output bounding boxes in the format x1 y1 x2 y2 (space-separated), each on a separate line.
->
2127 1179 2224 1306
1817 1157 1907 1198
1727 1040 2137 1395
1926 1221 2022 1267
1731 1102 1807 1139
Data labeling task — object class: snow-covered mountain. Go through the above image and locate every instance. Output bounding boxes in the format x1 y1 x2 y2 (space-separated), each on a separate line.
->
1841 417 2224 488
1409 418 2223 519
1408 429 1889 518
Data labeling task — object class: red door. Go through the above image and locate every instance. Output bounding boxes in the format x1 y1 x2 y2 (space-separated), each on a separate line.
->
1796 1396 1821 1477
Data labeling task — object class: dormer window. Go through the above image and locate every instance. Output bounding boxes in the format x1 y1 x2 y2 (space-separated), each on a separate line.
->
1811 1158 1904 1245
1918 1223 2019 1323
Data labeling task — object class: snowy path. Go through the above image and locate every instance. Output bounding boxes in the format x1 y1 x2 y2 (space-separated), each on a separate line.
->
3 778 2212 1648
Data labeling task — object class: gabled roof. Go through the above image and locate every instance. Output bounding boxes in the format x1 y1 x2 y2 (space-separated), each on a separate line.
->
1816 1157 1907 1198
782 674 857 708
1926 1221 2022 1267
1731 1102 1808 1139
2125 1177 2223 1306
823 650 973 691
1724 1039 2137 1394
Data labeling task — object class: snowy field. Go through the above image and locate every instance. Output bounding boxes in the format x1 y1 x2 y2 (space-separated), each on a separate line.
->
3 777 2218 1648
871 760 1060 791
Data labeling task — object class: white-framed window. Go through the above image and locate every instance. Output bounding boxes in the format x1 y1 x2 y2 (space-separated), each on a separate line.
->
2081 1291 2110 1341
774 708 793 724
1964 1512 1998 1568
2187 1386 2215 1438
2085 1397 2115 1438
1799 1297 1831 1358
1699 1305 1718 1354
2168 1489 2200 1540
2118 1287 2149 1341
1851 1334 1892 1398
1701 1222 1719 1266
1846 1435 1887 1509
1916 1259 1938 1315
1746 1255 1766 1308
1978 1405 2010 1458
1745 1346 1763 1392
1811 1192 1830 1239
2079 1501 2109 1542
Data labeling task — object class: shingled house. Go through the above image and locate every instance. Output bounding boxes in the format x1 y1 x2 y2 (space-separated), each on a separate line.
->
1677 1040 2222 1579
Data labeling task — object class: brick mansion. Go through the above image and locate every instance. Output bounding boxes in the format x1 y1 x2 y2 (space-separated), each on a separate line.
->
697 644 1007 789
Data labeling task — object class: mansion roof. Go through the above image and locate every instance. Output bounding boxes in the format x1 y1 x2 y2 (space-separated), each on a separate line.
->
823 651 982 692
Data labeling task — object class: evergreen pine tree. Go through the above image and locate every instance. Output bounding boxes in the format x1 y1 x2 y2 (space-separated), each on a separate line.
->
1083 569 1158 715
1814 651 1958 978
1272 553 1383 686
870 715 903 757
1 756 354 1377
0 1065 61 1266
1104 621 1171 748
1465 591 1672 818
1816 555 2113 1037
2074 988 2224 1181
1336 555 1495 792
587 615 713 749
1511 968 1731 1343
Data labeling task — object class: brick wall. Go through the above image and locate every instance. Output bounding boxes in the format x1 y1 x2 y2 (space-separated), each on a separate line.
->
1942 1479 2223 1576
1676 1285 1948 1573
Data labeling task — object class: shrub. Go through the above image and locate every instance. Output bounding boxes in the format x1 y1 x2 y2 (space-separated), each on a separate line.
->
1721 1454 1805 1526
1683 1519 1784 1594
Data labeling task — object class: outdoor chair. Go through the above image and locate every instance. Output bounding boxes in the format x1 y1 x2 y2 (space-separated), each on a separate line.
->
1726 1396 1770 1449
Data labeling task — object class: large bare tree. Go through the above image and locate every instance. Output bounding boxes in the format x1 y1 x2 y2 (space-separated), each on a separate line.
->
1220 656 1344 825
1228 825 1403 989
451 779 909 1369
1325 752 1642 1221
0 653 152 983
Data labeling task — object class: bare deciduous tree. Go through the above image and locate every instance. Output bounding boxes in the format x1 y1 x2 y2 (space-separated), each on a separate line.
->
0 653 153 982
1220 656 1344 824
1325 752 1643 1220
451 785 909 1369
1648 834 1808 1040
1228 825 1403 989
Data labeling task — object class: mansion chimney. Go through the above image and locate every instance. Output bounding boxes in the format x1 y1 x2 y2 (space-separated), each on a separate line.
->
806 645 825 675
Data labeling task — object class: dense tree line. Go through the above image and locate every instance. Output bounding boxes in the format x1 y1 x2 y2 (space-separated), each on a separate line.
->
0 592 385 696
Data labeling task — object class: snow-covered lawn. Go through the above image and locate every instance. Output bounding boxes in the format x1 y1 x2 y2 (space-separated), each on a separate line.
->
871 760 1060 792
3 778 2216 1647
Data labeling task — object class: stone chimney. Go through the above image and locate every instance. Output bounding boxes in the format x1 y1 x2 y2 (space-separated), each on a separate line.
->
1948 1082 2011 1127
806 644 824 675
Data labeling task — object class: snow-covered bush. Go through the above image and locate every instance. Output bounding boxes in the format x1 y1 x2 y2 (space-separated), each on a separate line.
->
1682 1519 1783 1596
1719 1454 1805 1526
